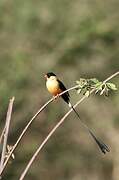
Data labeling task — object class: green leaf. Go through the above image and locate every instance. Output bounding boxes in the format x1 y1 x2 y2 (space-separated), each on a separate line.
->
76 77 117 97
77 89 82 94
85 90 90 97
76 80 80 84
95 82 103 88
106 83 117 91
76 80 83 88
90 78 99 84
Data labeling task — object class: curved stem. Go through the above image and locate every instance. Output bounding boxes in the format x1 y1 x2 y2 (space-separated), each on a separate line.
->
0 85 79 176
19 71 119 180
103 71 119 83
19 96 86 180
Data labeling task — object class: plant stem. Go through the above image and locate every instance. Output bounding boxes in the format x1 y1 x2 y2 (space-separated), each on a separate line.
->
19 71 119 180
0 97 14 175
0 85 79 176
103 71 119 83
0 127 5 145
19 96 86 180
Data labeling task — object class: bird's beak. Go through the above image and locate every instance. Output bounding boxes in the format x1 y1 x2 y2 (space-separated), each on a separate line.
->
44 74 47 80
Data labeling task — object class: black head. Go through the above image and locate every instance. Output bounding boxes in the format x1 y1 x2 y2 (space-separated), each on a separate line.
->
46 72 56 78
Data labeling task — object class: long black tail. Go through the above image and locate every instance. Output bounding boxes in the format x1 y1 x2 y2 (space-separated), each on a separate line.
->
69 103 110 154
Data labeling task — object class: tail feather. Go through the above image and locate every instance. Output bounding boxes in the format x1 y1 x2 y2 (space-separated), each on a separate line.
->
60 91 110 154
69 104 110 154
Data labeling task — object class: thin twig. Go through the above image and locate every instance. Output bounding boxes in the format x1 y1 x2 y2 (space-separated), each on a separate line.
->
1 71 119 177
19 97 86 180
19 71 119 180
0 97 15 175
103 71 119 83
0 85 79 176
0 127 5 145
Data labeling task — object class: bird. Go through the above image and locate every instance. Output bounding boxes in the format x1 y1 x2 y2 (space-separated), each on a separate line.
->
44 72 110 154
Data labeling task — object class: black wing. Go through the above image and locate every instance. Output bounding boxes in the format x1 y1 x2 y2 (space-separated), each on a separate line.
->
58 79 70 104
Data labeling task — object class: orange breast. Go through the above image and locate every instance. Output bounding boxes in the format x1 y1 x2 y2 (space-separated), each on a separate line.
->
46 79 62 96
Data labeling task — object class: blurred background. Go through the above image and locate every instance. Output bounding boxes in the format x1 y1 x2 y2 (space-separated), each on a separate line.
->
0 0 119 179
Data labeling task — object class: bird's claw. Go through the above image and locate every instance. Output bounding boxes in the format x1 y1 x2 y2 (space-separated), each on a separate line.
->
53 94 59 100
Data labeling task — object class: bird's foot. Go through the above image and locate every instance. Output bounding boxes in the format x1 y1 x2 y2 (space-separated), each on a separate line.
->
53 94 59 100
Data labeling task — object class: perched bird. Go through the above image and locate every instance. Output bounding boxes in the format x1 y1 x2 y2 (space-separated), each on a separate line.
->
45 72 110 154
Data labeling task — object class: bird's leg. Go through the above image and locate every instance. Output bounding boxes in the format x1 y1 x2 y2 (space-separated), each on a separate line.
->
53 94 60 100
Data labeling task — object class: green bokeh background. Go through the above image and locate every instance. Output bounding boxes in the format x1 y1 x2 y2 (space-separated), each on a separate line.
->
0 0 119 179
